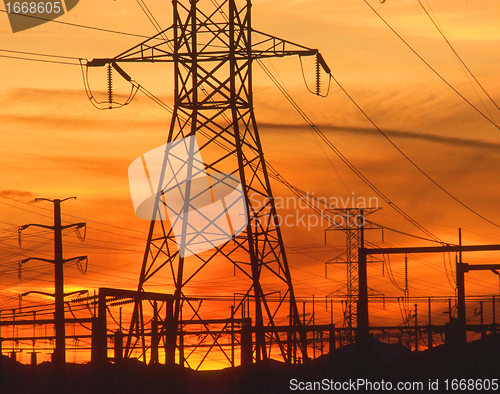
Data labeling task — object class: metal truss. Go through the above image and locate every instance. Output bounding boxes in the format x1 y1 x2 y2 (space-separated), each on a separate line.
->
88 0 328 366
325 208 379 341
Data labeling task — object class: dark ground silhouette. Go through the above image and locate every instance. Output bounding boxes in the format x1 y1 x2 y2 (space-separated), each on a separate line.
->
1 335 499 393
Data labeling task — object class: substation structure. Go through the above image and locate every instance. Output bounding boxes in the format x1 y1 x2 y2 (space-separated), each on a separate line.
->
357 241 500 359
2 288 500 367
2 209 500 366
2 202 499 367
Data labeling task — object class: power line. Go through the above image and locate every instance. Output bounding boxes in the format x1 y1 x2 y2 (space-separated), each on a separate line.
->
329 71 500 230
417 0 500 113
257 58 444 244
363 0 500 131
2 3 497 303
2 5 495 236
367 221 440 244
0 48 80 60
53 67 443 279
0 10 155 39
130 67 447 246
4 4 498 233
0 53 80 66
0 195 148 242
136 0 166 39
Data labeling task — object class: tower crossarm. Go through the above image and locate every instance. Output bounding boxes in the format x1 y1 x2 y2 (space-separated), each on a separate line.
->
87 26 175 66
87 27 329 73
250 29 326 65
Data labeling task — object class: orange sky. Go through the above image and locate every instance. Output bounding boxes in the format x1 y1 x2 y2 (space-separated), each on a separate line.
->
1 0 500 363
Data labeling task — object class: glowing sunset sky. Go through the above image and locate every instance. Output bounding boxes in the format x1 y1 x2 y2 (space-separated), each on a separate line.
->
1 0 500 330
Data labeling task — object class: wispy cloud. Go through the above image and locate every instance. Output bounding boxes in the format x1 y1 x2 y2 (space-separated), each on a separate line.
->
259 123 500 151
0 189 35 201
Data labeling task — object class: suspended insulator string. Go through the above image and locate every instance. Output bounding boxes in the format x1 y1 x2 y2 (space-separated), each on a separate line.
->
404 254 408 295
453 252 458 288
298 56 332 98
79 60 138 110
107 63 113 109
315 54 321 96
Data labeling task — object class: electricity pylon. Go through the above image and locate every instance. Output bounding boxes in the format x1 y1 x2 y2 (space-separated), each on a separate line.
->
325 208 379 344
88 0 329 365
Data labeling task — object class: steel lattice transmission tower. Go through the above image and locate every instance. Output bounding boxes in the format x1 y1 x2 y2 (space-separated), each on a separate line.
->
89 0 328 365
325 208 379 342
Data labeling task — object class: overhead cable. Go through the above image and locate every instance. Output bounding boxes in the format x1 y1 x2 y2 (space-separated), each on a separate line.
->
363 0 500 131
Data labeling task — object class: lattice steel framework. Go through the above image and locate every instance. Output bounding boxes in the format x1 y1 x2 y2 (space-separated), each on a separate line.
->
326 208 378 336
89 0 328 365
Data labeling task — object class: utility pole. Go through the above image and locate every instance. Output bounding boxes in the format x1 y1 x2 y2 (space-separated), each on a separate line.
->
19 197 86 365
414 303 418 351
456 228 466 345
